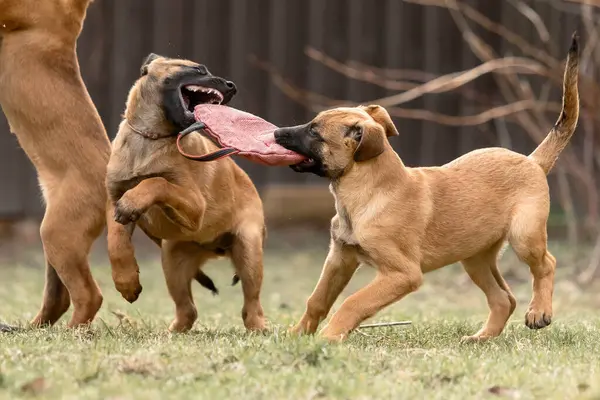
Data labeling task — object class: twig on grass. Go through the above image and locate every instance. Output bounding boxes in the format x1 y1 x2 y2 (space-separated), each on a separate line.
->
0 322 19 333
358 321 413 329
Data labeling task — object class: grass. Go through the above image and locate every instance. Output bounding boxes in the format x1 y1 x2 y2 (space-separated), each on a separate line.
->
1 236 600 399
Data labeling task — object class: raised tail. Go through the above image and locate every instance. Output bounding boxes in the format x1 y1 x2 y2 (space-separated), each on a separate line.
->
529 32 580 174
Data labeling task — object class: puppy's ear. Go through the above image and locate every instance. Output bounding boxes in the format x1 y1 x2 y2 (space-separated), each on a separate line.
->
361 105 399 137
349 124 385 162
140 53 160 76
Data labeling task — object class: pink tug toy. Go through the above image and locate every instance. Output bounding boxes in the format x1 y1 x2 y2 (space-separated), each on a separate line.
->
176 104 306 167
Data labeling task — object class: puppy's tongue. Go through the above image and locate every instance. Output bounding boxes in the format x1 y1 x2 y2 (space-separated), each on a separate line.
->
193 104 306 166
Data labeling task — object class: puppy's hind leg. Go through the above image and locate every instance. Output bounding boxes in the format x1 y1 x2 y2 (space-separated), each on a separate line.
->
461 241 516 342
161 240 209 332
509 205 555 330
230 224 266 332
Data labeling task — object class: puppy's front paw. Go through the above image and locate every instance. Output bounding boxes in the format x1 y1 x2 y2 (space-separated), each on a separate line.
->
114 274 143 303
288 324 306 336
245 317 267 333
460 334 492 343
114 197 143 225
525 308 552 329
319 323 349 343
242 308 267 332
289 322 314 336
289 315 320 336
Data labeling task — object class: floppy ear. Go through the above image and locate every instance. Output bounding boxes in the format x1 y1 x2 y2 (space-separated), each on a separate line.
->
361 105 399 137
351 124 385 162
140 53 160 76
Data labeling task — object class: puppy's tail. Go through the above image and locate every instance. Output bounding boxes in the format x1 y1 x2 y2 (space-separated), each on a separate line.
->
194 271 241 295
529 33 580 175
194 270 219 295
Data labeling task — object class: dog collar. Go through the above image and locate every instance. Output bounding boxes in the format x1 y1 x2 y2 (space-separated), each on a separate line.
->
126 120 238 162
126 120 174 140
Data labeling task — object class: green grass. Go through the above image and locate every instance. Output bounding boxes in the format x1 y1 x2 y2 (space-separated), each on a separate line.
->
1 239 600 399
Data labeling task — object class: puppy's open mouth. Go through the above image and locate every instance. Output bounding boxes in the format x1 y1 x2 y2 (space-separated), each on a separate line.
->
180 85 224 113
294 158 316 168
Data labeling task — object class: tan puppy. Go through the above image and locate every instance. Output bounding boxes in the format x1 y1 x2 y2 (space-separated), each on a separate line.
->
0 0 116 327
106 54 266 332
274 36 579 341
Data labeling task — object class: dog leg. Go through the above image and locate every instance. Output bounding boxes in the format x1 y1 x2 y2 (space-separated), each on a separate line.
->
509 210 555 329
38 205 103 327
107 200 143 303
30 262 71 326
461 245 516 342
161 240 208 332
114 177 205 231
290 241 358 335
515 245 556 329
319 249 422 341
230 225 266 331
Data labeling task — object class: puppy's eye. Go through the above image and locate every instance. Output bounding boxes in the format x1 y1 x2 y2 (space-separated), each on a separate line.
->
309 129 319 137
346 125 363 139
195 66 208 75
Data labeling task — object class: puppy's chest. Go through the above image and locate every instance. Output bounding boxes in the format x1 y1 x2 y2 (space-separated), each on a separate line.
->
331 201 359 246
107 138 174 200
331 207 378 267
329 187 387 255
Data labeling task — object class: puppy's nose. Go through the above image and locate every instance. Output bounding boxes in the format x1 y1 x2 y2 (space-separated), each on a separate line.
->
225 80 237 93
275 124 307 139
274 128 286 140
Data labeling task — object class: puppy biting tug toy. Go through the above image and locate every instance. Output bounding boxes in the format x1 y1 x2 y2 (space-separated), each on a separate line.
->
176 104 307 166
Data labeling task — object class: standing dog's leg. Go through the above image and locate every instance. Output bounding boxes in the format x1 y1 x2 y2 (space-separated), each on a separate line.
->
461 242 517 341
36 198 104 327
161 241 208 332
509 206 555 329
290 240 358 335
230 224 266 331
107 200 142 303
319 247 422 341
30 262 71 326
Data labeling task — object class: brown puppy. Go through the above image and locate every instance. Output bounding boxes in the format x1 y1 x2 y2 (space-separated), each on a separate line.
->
106 54 266 332
274 36 579 342
0 0 113 327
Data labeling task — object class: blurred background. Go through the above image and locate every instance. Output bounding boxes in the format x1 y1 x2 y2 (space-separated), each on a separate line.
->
0 0 599 279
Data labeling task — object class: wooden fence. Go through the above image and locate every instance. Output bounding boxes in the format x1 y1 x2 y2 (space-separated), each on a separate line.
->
0 0 583 221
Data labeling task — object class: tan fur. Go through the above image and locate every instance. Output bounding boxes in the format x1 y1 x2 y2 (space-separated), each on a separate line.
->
0 0 110 327
105 56 266 332
288 36 579 342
